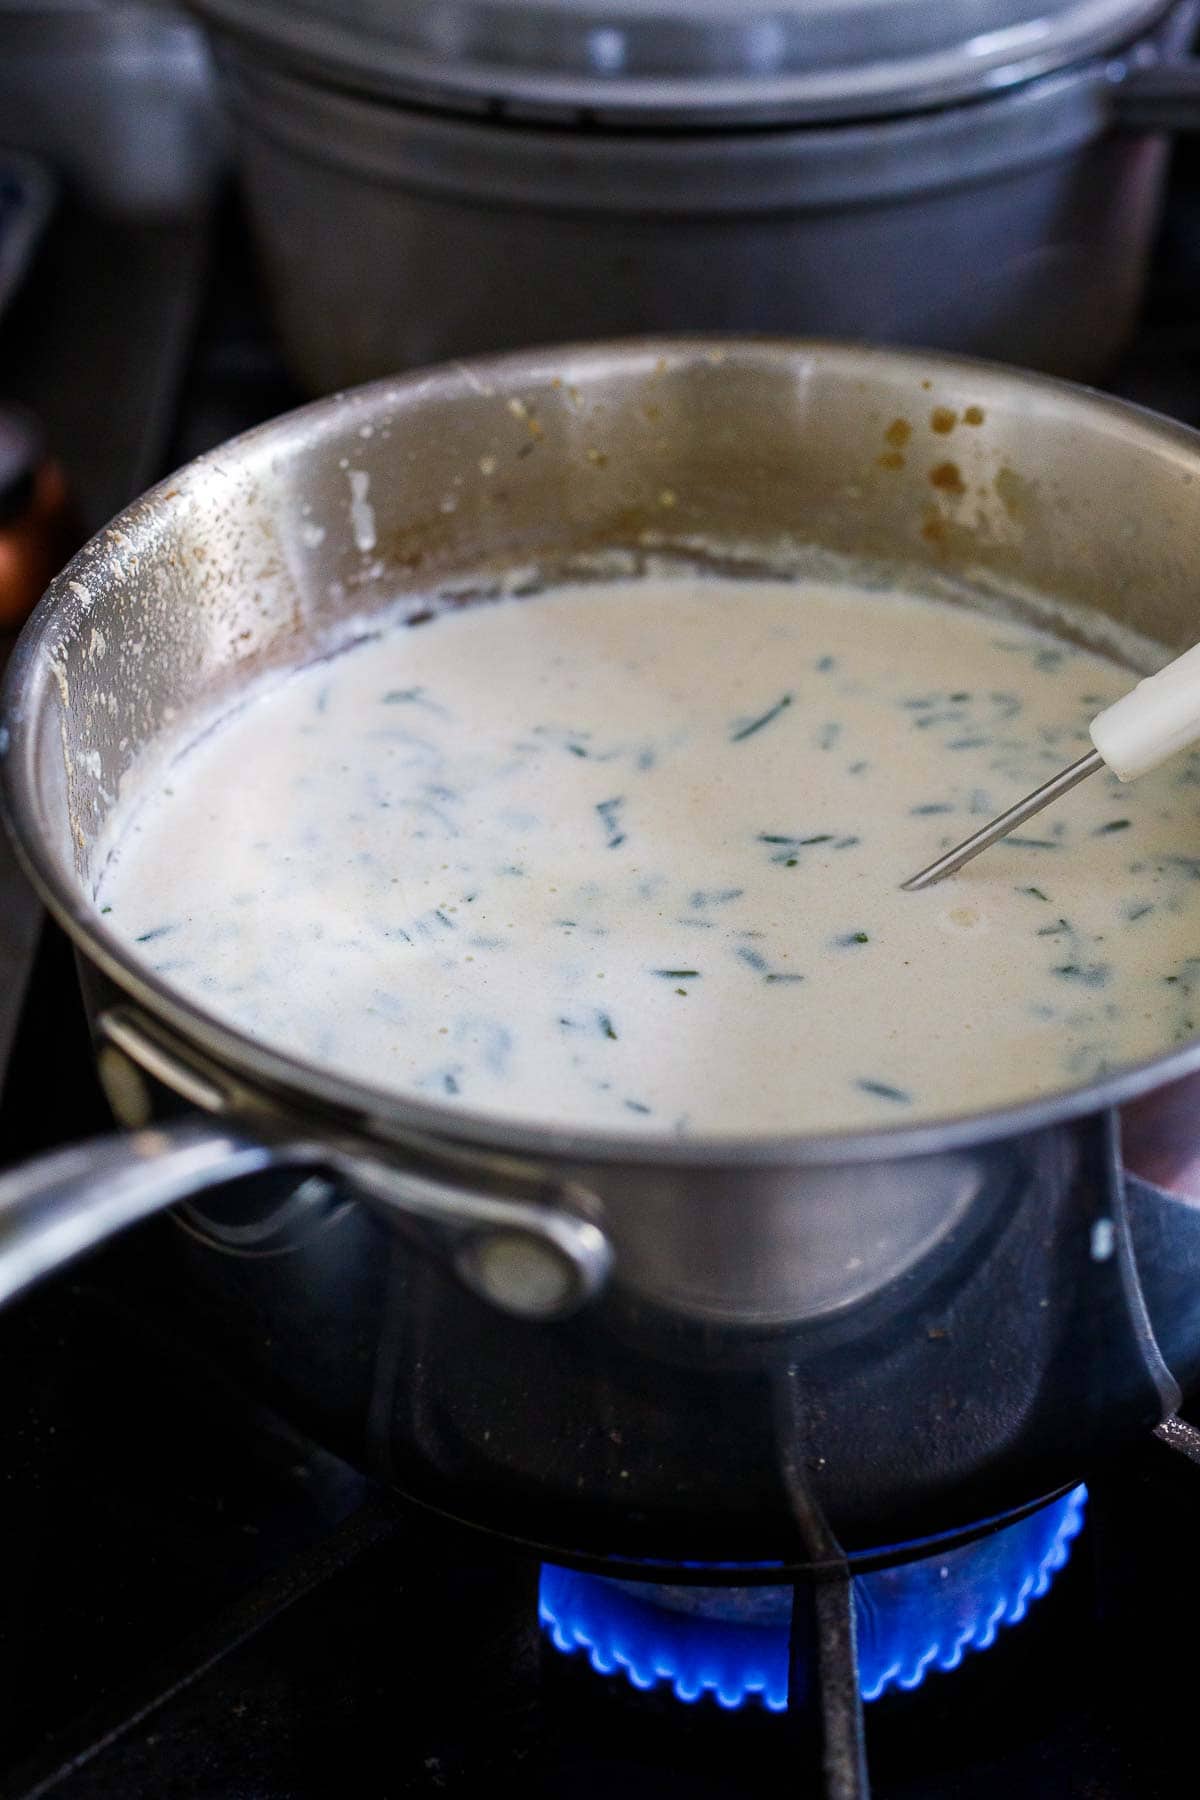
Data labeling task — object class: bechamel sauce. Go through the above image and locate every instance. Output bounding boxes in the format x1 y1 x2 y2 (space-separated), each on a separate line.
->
97 578 1200 1136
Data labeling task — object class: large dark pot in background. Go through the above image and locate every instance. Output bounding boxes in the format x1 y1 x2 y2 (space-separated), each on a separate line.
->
185 0 1200 392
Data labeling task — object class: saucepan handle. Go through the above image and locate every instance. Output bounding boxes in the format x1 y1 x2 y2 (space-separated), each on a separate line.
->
1109 59 1200 133
0 1120 312 1306
0 1004 614 1321
0 1107 612 1320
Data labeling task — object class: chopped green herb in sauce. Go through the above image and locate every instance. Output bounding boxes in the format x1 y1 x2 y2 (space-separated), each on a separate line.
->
856 1079 912 1104
730 693 793 743
1053 963 1111 987
595 796 626 849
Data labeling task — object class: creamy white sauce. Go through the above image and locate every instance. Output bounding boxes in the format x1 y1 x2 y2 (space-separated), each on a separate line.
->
98 578 1200 1136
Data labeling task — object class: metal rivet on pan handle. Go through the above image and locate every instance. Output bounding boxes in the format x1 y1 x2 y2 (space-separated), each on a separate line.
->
334 1156 614 1323
455 1218 612 1320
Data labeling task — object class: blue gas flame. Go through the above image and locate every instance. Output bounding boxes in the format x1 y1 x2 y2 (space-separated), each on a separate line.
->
539 1484 1086 1710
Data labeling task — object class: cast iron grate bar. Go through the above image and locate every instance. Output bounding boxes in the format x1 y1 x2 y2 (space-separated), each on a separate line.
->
789 1569 870 1800
1153 1412 1200 1465
776 1366 871 1799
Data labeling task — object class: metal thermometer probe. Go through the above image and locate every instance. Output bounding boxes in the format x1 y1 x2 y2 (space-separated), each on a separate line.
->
901 639 1200 891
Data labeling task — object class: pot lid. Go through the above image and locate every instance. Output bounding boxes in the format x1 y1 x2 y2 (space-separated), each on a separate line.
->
190 0 1172 123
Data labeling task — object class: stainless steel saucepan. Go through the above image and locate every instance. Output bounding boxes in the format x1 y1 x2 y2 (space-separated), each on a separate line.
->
4 339 1200 1573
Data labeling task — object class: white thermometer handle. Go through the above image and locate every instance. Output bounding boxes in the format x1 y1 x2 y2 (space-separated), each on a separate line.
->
1090 641 1200 781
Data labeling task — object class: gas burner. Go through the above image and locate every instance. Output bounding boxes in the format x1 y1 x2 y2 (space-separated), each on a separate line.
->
539 1484 1087 1711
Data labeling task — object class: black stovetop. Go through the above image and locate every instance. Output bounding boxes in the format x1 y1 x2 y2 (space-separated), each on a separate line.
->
7 151 1200 1795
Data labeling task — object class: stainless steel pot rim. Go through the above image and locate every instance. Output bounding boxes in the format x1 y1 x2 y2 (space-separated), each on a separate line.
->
7 333 1200 1171
188 0 1175 126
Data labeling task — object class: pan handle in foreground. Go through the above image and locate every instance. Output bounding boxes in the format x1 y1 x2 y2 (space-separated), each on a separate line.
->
92 1004 612 1321
0 1120 308 1306
0 1107 611 1321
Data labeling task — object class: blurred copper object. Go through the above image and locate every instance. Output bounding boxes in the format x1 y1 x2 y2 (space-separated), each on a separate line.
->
0 406 75 633
1121 1072 1200 1201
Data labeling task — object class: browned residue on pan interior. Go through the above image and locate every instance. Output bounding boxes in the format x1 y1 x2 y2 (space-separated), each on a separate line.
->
884 418 912 448
963 404 985 426
876 450 905 471
930 407 957 434
930 460 966 495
